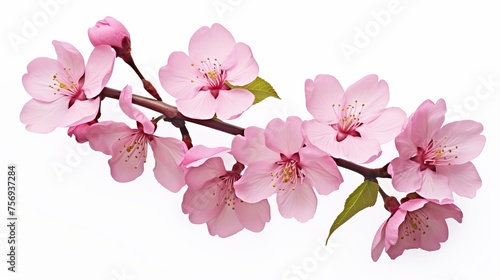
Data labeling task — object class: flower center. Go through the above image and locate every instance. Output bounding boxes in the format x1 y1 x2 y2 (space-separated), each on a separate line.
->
399 209 430 242
411 138 459 171
215 172 241 210
117 131 149 170
271 153 304 191
192 57 230 99
49 68 86 107
330 100 364 142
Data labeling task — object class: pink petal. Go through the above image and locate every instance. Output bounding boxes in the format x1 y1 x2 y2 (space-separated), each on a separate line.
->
182 181 222 224
233 162 279 203
385 209 407 246
438 162 481 198
302 120 341 156
224 42 259 86
185 157 227 190
150 136 187 192
357 107 406 144
188 23 236 64
20 98 68 133
409 99 446 148
52 40 85 79
434 120 485 164
235 199 270 233
63 98 100 127
299 145 343 195
390 157 422 193
207 204 244 237
264 116 304 157
22 57 62 102
231 126 280 165
305 75 344 124
276 182 317 222
159 51 204 99
398 198 428 212
422 201 463 223
337 135 381 164
183 145 230 168
394 128 418 159
86 121 133 155
82 45 116 98
343 75 388 120
118 85 155 134
418 169 453 203
108 132 148 182
418 218 448 251
176 91 216 119
371 221 388 261
214 88 254 120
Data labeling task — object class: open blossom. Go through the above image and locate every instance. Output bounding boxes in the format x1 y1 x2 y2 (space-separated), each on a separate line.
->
159 23 258 120
182 148 270 237
88 16 131 60
371 195 463 261
232 116 343 222
389 99 486 202
20 40 115 133
86 85 187 192
302 74 406 163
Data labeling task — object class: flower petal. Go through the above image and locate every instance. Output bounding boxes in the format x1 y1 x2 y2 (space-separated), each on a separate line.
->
82 45 116 98
159 51 204 99
19 98 68 133
302 120 340 156
176 90 216 119
409 99 446 148
264 116 304 157
22 57 62 102
108 132 148 182
52 40 85 79
86 121 133 155
233 162 279 203
150 136 187 192
183 145 230 168
231 126 279 165
118 85 155 134
188 23 236 63
305 74 344 124
344 75 388 121
182 180 222 224
185 157 227 190
371 221 388 262
437 162 481 198
214 88 254 120
224 42 259 86
418 169 453 203
390 157 423 193
337 135 381 164
299 145 343 195
434 120 485 165
62 98 100 128
357 107 406 144
207 203 244 238
276 182 317 222
235 199 270 233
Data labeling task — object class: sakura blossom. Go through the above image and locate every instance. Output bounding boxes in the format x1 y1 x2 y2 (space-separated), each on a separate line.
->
20 41 115 133
182 149 270 237
389 99 486 202
86 85 187 192
159 23 258 120
371 195 463 261
88 16 131 59
232 116 343 222
302 74 406 163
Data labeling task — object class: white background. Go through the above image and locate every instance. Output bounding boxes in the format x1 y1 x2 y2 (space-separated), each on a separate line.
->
2 0 499 279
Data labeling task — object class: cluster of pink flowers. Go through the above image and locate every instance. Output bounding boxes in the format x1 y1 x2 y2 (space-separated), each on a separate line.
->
19 17 486 261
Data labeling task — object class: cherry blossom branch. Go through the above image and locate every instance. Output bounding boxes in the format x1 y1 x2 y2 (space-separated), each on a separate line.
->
100 86 392 181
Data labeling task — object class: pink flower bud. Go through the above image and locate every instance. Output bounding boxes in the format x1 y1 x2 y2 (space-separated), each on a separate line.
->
88 16 131 60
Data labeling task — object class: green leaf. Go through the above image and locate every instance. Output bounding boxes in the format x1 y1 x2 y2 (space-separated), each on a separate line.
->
226 77 280 104
325 180 379 245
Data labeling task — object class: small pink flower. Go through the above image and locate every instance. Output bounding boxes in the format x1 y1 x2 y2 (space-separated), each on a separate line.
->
86 85 187 192
302 74 406 163
232 116 343 222
88 16 131 60
20 40 115 133
182 148 270 237
159 23 258 120
389 99 486 202
371 195 463 261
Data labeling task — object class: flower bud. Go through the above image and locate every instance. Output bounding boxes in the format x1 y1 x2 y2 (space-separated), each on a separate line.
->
88 16 131 60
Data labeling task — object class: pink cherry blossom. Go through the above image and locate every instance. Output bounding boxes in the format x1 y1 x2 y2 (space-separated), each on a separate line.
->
159 23 258 120
232 116 343 222
88 16 131 59
86 85 187 192
389 99 485 202
182 148 270 237
302 74 406 163
20 40 115 133
371 195 463 261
